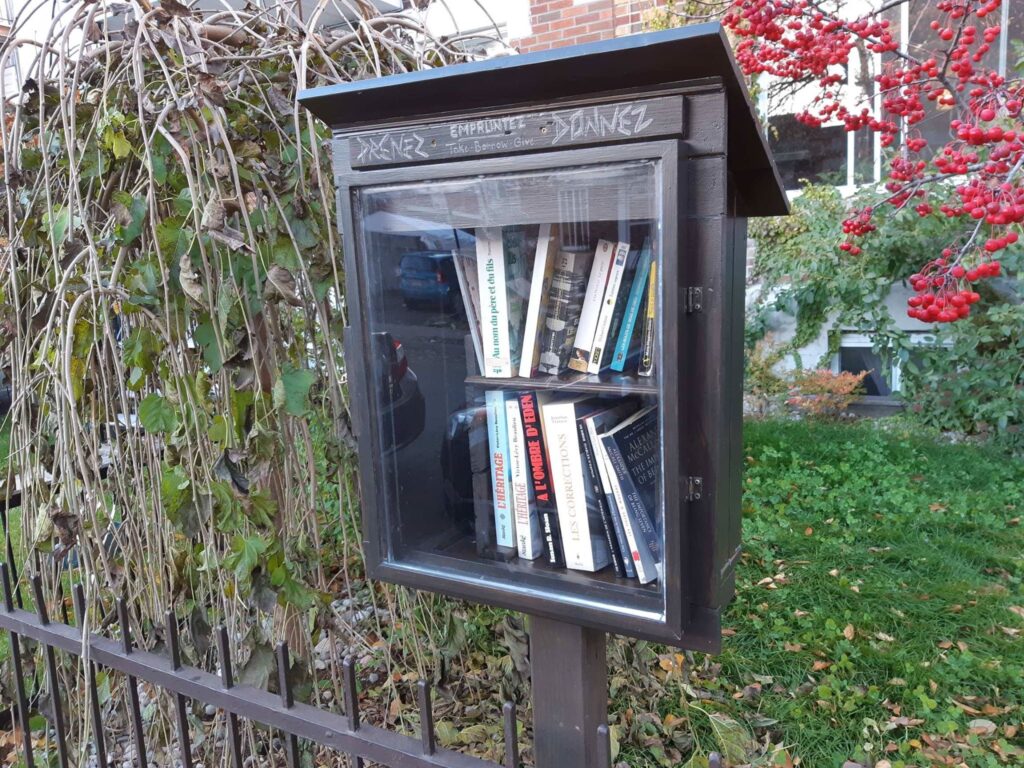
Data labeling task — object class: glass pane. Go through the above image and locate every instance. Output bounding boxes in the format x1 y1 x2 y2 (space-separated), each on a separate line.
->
839 346 891 397
353 160 666 620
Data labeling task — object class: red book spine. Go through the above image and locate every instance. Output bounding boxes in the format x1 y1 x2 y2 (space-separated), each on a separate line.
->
518 392 564 568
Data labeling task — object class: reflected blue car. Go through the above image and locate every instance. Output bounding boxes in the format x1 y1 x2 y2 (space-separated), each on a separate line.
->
399 251 459 311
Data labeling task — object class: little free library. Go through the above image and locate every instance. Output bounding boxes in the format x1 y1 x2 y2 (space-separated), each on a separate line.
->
300 23 787 652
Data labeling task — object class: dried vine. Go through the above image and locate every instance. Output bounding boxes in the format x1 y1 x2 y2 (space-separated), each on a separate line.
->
0 0 505 761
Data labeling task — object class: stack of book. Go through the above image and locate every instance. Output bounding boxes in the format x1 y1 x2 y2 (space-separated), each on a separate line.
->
454 225 657 380
483 391 662 585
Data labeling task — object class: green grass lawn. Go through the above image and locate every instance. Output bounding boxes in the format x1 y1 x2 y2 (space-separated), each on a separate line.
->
610 419 1024 768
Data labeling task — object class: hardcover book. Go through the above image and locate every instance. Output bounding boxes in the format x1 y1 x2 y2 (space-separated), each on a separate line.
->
518 223 557 378
568 240 616 372
599 406 661 583
610 238 653 372
506 396 544 560
541 397 612 572
518 391 564 567
485 390 516 549
587 240 632 374
537 247 590 375
476 228 513 378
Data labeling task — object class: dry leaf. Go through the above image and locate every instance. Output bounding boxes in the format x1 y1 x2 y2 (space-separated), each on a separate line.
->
843 623 855 640
937 640 953 649
968 718 997 736
929 502 946 512
178 254 206 305
812 660 831 671
1008 605 1024 619
264 265 303 307
783 642 803 652
875 632 895 642
804 527 813 535
829 568 840 577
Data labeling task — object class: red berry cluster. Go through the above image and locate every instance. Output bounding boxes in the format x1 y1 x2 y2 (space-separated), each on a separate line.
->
905 254 1002 322
722 0 1020 323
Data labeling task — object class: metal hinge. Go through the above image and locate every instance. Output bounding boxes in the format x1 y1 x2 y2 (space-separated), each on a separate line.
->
685 287 703 314
686 476 703 502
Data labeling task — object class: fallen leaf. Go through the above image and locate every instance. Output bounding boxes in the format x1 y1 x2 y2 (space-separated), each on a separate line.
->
956 640 968 652
843 623 855 640
812 660 831 671
1008 605 1024 619
937 640 953 649
929 502 946 512
999 625 1020 637
850 585 860 593
794 609 808 618
875 632 895 642
889 716 924 727
721 628 737 636
968 718 997 736
804 527 813 536
829 568 840 577
783 642 803 652
1005 724 1018 738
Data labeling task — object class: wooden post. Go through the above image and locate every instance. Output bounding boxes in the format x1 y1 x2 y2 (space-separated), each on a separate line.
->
529 616 608 768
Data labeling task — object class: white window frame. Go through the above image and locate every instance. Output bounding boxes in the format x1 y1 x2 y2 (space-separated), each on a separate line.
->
833 332 945 395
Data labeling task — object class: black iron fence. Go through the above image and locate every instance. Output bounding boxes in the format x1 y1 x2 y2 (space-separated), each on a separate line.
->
0 494 723 768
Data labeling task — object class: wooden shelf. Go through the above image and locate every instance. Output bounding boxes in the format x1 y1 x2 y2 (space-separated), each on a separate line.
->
465 373 657 396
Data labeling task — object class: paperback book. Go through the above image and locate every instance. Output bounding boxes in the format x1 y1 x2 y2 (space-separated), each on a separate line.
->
476 228 513 378
484 390 516 549
568 240 617 373
638 261 657 378
541 397 612 572
587 240 632 374
537 247 590 375
506 396 544 560
610 239 653 372
518 391 564 566
599 405 661 584
518 223 557 378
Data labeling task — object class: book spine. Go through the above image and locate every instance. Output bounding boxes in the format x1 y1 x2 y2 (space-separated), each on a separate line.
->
476 228 513 378
577 418 625 577
506 397 542 560
586 418 636 579
452 250 485 374
503 227 530 371
518 392 564 567
542 402 606 572
518 223 555 378
587 241 631 374
485 390 516 548
638 261 657 378
610 240 653 372
568 240 616 372
537 249 586 375
601 431 660 564
598 441 656 584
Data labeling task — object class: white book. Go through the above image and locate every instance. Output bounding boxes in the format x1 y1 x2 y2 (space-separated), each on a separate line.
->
518 223 557 378
541 399 611 572
506 397 543 559
587 241 632 374
485 390 516 548
476 228 513 378
596 439 658 584
568 239 616 373
452 249 485 374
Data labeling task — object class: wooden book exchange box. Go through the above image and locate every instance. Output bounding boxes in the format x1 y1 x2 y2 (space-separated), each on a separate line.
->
301 22 786 652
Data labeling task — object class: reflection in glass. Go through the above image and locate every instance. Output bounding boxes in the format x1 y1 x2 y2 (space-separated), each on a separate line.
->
353 161 666 619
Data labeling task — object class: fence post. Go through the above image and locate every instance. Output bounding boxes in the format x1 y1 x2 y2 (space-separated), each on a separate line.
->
528 616 607 768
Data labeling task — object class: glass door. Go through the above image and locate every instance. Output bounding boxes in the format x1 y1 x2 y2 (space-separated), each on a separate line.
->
352 159 667 620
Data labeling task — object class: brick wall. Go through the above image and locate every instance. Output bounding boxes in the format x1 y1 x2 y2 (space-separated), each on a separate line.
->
511 0 669 54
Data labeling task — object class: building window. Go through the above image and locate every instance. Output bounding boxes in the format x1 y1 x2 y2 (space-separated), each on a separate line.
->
834 332 941 397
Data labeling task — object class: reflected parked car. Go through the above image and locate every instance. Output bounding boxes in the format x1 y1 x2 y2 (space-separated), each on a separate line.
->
398 251 459 312
371 331 426 452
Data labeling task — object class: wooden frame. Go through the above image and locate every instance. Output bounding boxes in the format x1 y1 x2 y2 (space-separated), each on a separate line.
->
302 25 787 652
